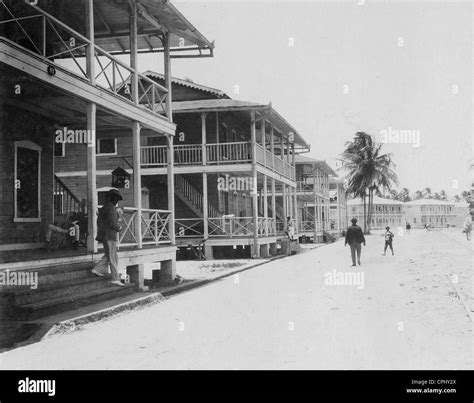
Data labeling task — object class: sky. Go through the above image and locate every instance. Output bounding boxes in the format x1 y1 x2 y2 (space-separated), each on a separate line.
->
137 0 472 197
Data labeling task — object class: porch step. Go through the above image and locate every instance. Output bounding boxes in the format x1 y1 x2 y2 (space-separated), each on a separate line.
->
16 283 135 321
9 275 113 305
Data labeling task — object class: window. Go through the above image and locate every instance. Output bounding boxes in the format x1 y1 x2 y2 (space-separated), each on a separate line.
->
14 141 41 222
97 138 117 155
54 141 65 157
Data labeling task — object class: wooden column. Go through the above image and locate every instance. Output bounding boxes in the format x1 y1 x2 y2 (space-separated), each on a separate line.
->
132 122 142 248
250 111 259 257
313 171 318 242
261 118 266 167
129 1 138 105
129 1 142 248
263 175 268 236
293 185 297 233
163 32 172 121
270 124 275 171
167 135 175 245
203 173 208 239
201 112 207 165
86 103 97 253
282 184 287 230
85 0 97 253
288 184 293 219
271 178 276 219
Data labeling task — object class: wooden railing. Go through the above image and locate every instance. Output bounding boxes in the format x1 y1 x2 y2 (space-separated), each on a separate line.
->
0 2 169 119
175 218 204 238
141 141 295 180
118 207 172 247
175 175 221 218
298 221 323 233
54 175 82 216
207 142 252 164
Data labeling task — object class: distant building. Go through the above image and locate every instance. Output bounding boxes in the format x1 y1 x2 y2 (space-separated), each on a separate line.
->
454 202 470 227
405 199 456 228
347 197 404 231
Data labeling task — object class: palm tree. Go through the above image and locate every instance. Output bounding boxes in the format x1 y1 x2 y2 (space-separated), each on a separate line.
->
454 195 461 203
439 189 447 201
398 188 411 202
340 132 399 233
423 187 432 199
413 190 423 200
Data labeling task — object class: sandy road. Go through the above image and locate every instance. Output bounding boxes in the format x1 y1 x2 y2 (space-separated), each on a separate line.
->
0 229 471 369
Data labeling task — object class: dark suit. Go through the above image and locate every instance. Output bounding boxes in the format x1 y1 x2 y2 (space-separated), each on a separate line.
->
94 202 121 281
345 224 365 265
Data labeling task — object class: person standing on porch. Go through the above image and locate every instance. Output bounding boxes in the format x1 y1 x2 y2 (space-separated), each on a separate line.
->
344 217 366 266
92 189 124 286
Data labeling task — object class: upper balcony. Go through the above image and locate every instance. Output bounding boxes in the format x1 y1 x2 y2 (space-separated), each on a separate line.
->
141 140 296 181
0 0 214 130
139 98 310 182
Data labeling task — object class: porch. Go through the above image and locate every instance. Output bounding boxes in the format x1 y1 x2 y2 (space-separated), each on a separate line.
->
141 141 296 181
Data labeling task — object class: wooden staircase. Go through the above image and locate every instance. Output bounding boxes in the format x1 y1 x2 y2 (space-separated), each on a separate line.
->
2 261 135 322
174 175 221 219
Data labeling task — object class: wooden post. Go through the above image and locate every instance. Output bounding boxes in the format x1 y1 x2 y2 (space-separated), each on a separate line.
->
167 135 175 245
129 1 142 248
203 172 208 239
132 121 142 248
313 169 317 242
261 118 266 167
250 111 259 257
293 185 297 234
271 178 276 219
201 112 207 165
129 0 138 105
85 0 97 253
263 175 268 236
163 32 173 121
270 124 275 171
282 184 287 230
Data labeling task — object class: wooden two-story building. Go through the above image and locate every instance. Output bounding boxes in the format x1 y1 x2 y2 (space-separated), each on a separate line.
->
137 73 311 259
294 155 337 243
0 0 213 328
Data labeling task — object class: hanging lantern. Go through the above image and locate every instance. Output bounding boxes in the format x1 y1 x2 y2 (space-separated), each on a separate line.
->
111 167 130 189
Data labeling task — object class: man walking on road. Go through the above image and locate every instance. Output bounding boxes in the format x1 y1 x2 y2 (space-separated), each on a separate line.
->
345 217 366 266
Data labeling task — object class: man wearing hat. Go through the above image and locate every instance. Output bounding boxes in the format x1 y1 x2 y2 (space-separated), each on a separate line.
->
344 217 366 266
92 189 124 286
382 226 394 256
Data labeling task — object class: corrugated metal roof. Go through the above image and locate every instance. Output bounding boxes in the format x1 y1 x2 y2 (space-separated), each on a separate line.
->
38 0 214 56
294 155 337 176
143 71 229 98
170 99 310 149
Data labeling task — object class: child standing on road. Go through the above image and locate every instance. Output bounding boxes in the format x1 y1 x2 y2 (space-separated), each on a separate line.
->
382 226 394 256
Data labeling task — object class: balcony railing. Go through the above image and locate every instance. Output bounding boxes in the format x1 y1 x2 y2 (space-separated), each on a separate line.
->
174 216 285 239
118 207 172 247
0 2 169 119
141 141 295 180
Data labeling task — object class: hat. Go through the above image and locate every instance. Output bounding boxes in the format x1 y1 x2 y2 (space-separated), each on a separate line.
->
351 217 358 223
386 226 390 230
108 189 123 201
